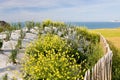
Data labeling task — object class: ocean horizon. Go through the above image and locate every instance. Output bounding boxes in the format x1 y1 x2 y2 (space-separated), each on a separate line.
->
66 22 120 29
12 22 120 29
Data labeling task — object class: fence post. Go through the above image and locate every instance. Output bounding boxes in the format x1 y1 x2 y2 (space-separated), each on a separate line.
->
84 35 113 80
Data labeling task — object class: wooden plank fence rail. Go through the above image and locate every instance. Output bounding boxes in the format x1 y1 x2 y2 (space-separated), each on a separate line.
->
84 35 113 80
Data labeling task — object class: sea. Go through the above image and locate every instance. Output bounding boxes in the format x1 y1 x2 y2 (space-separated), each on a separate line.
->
66 22 120 29
13 22 120 29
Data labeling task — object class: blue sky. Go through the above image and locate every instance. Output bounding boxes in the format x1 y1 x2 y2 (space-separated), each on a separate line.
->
0 0 120 22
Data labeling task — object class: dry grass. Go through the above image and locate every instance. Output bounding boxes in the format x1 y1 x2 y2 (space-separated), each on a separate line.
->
107 37 120 49
91 28 120 49
92 28 120 37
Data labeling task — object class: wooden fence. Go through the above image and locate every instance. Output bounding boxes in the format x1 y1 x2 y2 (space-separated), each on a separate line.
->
84 35 113 80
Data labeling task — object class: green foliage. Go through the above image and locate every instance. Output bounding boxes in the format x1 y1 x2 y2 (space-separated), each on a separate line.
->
2 73 8 80
9 48 18 64
52 21 66 28
62 27 102 64
75 27 100 44
0 22 11 33
87 32 100 44
25 21 35 32
65 38 84 63
42 19 53 27
19 29 26 39
11 22 22 30
42 19 66 28
0 27 4 33
0 25 13 33
9 30 23 64
11 77 17 80
0 39 3 50
17 22 22 29
0 21 22 33
86 44 103 68
75 27 88 36
11 23 22 30
108 41 120 80
35 22 41 27
5 31 11 41
15 39 22 49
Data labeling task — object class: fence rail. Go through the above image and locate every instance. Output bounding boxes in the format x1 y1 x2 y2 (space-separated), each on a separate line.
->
84 35 113 80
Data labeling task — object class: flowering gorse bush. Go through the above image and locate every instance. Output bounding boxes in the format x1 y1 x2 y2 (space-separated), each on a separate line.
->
23 53 84 80
22 34 85 80
26 34 67 56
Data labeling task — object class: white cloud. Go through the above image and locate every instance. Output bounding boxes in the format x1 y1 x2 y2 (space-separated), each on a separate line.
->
0 0 120 22
0 0 60 9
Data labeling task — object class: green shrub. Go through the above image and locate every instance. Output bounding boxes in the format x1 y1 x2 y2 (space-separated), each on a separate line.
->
25 21 35 32
42 19 66 28
0 22 11 32
9 48 18 64
63 27 102 64
75 27 100 44
10 22 22 30
19 29 26 39
35 22 41 27
53 21 65 27
85 44 104 68
0 39 3 50
108 41 120 80
11 77 17 80
17 22 22 29
15 39 22 49
75 27 88 36
42 19 53 27
0 27 4 32
11 23 20 30
5 31 11 41
2 73 8 80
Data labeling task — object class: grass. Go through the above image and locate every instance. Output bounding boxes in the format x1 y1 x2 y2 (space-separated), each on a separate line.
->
91 28 120 49
92 28 120 37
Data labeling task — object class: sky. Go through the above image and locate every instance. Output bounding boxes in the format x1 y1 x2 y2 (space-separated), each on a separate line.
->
0 0 120 22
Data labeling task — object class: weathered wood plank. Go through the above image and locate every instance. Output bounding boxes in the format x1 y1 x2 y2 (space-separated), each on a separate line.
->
84 35 113 80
